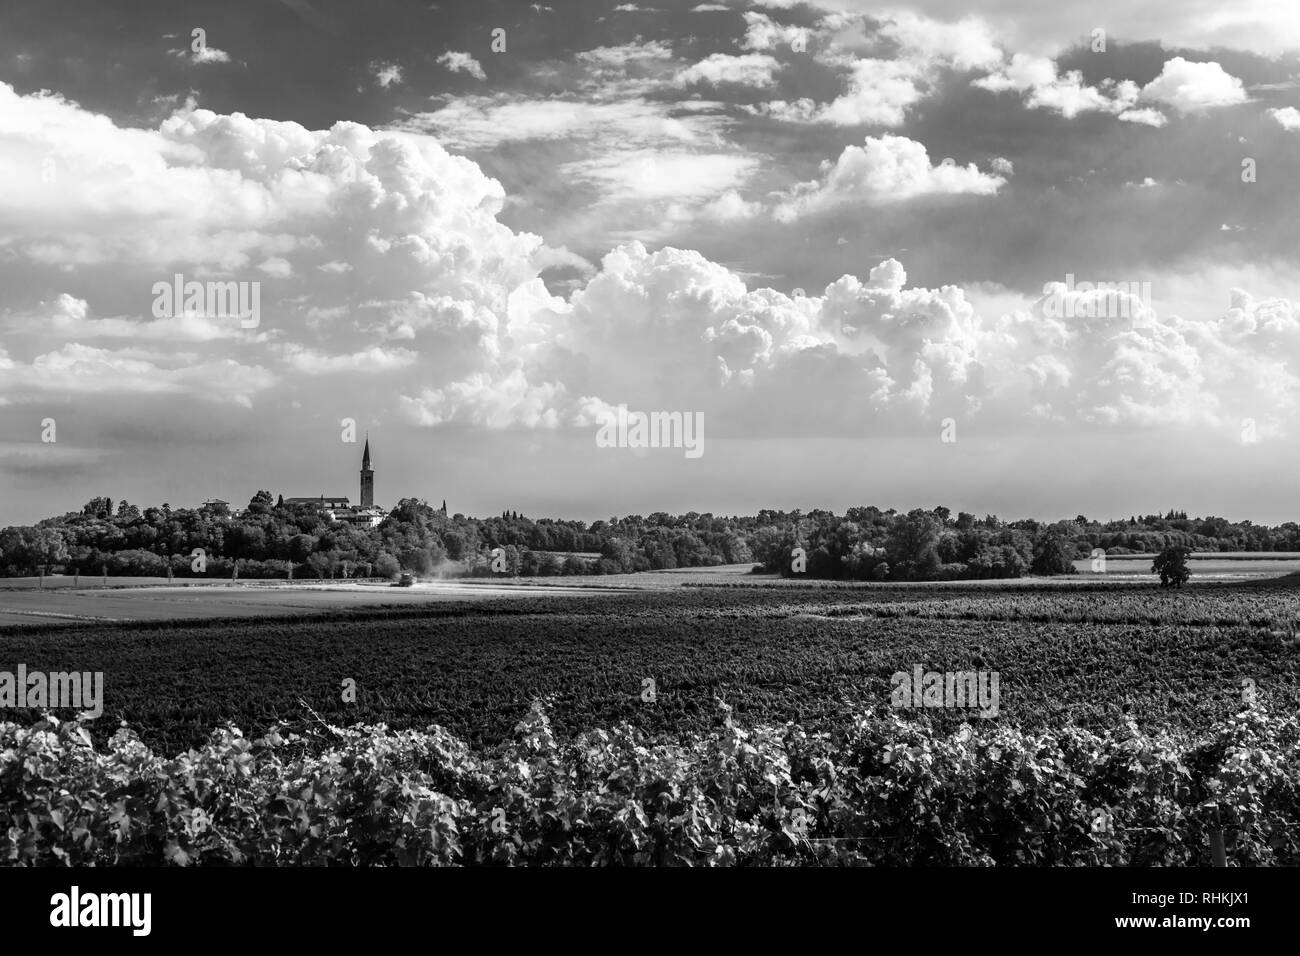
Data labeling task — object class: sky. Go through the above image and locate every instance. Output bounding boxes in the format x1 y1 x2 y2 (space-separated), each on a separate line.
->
2 0 1300 525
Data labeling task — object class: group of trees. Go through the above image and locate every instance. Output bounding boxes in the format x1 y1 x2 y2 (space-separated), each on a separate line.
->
749 508 1070 582
747 507 1286 582
0 495 749 579
0 496 1288 582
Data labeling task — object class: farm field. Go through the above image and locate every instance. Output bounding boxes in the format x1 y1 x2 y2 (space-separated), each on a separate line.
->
0 578 640 627
2 574 1297 756
4 552 1298 629
1071 552 1300 578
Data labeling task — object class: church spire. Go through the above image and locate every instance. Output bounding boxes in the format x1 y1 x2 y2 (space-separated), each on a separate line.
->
360 435 374 509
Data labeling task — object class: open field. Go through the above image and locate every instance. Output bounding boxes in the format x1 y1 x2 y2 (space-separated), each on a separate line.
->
2 573 1298 755
4 552 1298 628
1072 552 1300 578
0 578 640 627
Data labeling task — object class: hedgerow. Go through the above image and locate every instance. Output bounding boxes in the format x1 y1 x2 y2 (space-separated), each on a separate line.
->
4 700 1297 866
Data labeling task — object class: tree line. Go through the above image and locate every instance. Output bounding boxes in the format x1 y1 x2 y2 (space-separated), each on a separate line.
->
1 496 1296 581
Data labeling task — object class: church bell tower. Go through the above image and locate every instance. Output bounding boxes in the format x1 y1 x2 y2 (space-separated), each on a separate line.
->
360 436 374 509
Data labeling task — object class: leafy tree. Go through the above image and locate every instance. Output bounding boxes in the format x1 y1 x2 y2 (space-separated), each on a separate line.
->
885 509 942 580
1032 530 1076 575
1152 546 1192 588
82 497 114 519
374 552 401 579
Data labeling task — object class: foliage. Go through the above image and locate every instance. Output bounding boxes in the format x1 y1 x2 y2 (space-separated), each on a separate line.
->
5 500 1298 582
5 580 1299 755
3 700 1297 866
1153 546 1193 589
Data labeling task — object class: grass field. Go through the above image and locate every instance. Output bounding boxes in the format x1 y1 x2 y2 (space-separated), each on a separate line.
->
3 553 1297 628
2 572 1297 755
0 577 639 627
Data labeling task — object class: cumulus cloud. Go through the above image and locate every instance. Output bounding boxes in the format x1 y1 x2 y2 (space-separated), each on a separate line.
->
1268 106 1300 130
393 234 1300 443
757 58 924 126
1140 57 1248 112
1118 107 1168 127
973 54 1124 118
975 54 1244 121
0 81 542 412
0 75 1293 448
752 11 1002 127
400 369 578 429
773 135 1006 220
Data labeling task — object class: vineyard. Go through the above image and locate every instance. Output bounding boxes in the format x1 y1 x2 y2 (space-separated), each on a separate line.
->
1 577 1297 754
3 576 1300 865
5 700 1299 866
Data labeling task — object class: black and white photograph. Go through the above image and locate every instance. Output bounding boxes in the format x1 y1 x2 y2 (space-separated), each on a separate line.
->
0 0 1294 929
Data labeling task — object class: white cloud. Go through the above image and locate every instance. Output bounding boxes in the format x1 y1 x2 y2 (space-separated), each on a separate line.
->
0 81 544 410
394 239 1300 439
372 61 403 88
259 257 293 278
699 189 763 221
562 149 757 203
574 40 674 70
774 134 1006 220
741 12 813 52
1140 57 1248 112
974 54 1245 121
1118 107 1168 127
0 344 274 407
172 46 232 65
2 294 264 343
973 54 1117 118
437 50 486 81
878 12 1002 73
675 53 781 88
1268 106 1300 130
279 345 419 374
401 369 576 428
758 58 924 126
752 11 1005 126
397 96 713 150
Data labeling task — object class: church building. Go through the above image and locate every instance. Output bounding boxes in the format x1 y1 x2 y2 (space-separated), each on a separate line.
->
284 438 387 528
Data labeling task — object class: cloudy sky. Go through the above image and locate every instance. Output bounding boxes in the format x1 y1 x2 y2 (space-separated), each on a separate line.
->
2 0 1300 525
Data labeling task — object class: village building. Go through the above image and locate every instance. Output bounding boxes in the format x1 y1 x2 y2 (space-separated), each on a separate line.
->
284 438 387 528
